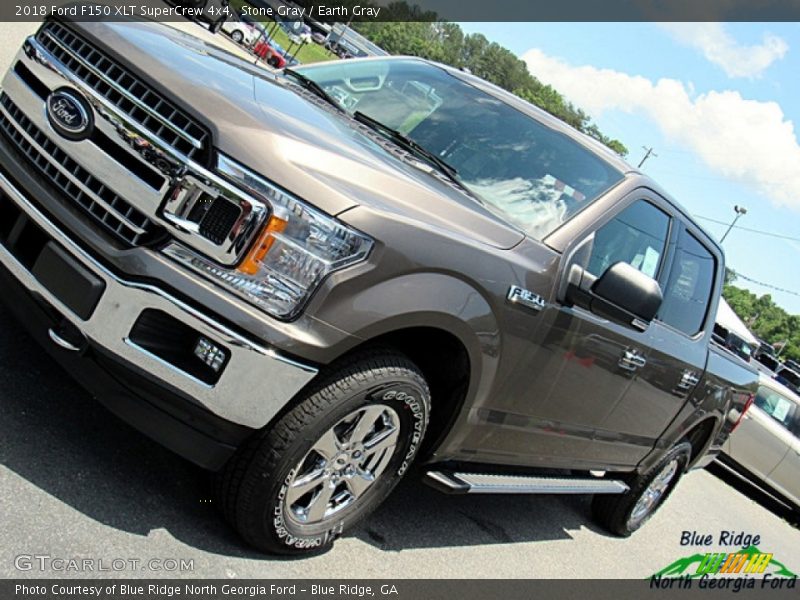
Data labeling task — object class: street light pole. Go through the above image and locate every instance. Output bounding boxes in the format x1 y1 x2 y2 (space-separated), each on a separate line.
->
720 205 747 243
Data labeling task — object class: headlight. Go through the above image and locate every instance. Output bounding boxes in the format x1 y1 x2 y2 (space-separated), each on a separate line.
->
163 155 373 319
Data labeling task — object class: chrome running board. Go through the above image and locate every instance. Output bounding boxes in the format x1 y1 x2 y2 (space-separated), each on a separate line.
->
425 471 629 495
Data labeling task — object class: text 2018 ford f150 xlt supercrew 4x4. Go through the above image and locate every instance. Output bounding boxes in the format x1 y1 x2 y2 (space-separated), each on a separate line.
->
0 18 757 554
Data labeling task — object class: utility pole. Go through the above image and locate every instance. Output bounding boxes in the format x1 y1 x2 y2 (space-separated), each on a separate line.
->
638 146 657 168
720 205 747 243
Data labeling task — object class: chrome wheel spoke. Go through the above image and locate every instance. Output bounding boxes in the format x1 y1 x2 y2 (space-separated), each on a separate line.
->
346 469 375 499
286 468 327 505
363 424 399 458
349 405 387 444
305 481 336 522
312 428 342 461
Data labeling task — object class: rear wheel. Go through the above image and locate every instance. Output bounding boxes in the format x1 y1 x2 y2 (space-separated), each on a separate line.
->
231 30 244 44
592 442 692 537
215 349 430 554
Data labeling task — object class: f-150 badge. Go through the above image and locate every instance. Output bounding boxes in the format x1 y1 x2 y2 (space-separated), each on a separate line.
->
507 286 546 312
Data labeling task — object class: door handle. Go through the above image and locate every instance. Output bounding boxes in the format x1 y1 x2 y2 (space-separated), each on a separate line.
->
619 349 646 371
676 371 700 391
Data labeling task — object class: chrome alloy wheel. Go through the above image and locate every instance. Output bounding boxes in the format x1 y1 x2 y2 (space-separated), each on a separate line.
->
284 404 401 528
628 459 679 528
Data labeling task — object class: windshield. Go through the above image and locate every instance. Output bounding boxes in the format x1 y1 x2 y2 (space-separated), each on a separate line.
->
294 59 624 239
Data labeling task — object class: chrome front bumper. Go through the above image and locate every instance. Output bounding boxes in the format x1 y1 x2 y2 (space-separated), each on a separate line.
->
0 168 318 428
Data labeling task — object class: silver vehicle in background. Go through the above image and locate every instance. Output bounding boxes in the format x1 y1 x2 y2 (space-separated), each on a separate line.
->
220 10 256 46
720 374 800 513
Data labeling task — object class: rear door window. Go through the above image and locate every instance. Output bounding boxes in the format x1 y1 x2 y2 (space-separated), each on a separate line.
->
658 229 716 336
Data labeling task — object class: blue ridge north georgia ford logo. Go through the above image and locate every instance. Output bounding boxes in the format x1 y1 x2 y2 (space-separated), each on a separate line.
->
46 89 93 140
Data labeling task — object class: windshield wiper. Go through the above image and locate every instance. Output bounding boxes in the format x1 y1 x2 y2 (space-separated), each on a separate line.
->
283 69 343 111
352 111 462 185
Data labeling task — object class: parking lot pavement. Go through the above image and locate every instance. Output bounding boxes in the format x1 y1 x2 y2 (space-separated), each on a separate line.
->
2 304 799 579
0 21 799 580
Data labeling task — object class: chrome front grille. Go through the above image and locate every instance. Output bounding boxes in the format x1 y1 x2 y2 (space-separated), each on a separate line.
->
0 21 269 265
36 21 210 163
0 93 160 246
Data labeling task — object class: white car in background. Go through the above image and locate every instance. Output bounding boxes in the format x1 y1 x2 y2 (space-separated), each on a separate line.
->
221 12 256 46
719 374 800 514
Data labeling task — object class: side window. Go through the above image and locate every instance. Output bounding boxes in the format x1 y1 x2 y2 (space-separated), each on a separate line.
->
754 386 798 430
658 229 716 336
586 200 670 279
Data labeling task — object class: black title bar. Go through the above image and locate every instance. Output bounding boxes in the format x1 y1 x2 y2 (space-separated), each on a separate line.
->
4 0 800 22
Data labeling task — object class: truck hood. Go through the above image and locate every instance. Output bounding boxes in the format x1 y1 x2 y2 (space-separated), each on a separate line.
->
77 20 525 250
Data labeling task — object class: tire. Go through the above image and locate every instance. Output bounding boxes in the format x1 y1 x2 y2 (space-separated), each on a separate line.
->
215 349 430 554
267 56 280 68
592 442 692 537
231 30 244 44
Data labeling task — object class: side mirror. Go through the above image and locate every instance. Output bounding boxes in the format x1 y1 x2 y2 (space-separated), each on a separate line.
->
566 262 663 331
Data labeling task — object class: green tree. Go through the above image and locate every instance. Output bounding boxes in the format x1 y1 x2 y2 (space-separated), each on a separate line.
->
723 284 800 362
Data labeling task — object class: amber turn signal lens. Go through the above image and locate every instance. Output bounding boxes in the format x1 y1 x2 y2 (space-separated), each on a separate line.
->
238 212 289 275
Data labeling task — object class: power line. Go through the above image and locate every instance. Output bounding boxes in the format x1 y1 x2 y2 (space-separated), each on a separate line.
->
693 215 800 243
691 214 800 297
733 272 800 299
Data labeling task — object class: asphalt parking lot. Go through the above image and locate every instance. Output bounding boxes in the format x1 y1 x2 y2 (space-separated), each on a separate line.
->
0 21 799 580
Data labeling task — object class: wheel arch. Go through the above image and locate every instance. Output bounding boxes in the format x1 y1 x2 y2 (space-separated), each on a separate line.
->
342 326 474 457
682 416 721 467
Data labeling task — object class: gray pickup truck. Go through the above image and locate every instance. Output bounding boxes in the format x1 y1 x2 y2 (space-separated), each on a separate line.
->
0 18 758 554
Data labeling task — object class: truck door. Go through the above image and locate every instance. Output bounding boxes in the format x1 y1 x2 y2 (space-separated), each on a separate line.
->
601 224 719 456
502 195 675 468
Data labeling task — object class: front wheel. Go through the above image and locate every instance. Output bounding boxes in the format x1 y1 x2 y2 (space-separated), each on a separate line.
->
231 30 244 44
215 349 430 554
592 442 692 537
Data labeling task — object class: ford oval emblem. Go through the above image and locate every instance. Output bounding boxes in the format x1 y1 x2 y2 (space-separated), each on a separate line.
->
46 89 93 141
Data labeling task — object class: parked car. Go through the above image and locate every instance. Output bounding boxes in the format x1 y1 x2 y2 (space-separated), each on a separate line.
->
756 351 781 373
753 360 778 379
719 375 800 514
221 11 256 46
755 338 777 359
326 38 361 59
311 31 328 45
775 364 800 394
280 20 312 43
784 359 800 373
252 38 286 68
0 20 757 555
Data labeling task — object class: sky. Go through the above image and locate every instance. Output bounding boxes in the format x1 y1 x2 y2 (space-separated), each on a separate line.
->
458 22 800 314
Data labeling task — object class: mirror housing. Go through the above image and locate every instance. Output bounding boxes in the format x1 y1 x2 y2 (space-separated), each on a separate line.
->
566 262 663 330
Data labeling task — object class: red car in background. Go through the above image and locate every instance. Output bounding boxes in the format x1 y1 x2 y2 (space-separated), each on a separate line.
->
253 39 286 69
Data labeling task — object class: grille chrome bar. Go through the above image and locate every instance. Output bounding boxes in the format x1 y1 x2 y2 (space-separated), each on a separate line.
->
37 21 208 161
0 93 157 245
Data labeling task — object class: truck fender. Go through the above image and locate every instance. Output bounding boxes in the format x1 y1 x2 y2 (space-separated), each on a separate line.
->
313 271 501 416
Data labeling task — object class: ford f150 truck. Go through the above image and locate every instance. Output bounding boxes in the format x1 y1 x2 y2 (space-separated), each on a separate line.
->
0 17 758 554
